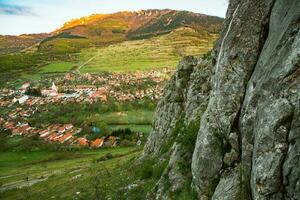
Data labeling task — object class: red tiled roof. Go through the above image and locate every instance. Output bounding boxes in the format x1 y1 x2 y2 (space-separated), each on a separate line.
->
77 138 89 147
59 132 73 143
58 126 66 133
91 138 104 148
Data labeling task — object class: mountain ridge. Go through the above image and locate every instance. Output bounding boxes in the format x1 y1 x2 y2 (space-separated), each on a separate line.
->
0 9 223 55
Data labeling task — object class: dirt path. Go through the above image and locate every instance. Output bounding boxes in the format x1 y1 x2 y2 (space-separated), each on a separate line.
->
74 50 101 74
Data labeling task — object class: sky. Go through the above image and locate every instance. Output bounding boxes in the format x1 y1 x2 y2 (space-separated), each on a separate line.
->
0 0 228 35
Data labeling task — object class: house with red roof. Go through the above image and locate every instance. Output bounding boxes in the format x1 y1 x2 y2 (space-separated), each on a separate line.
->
59 132 73 143
11 128 22 136
47 133 62 142
58 126 66 134
39 130 52 138
76 137 89 147
90 137 105 149
90 87 107 102
3 122 15 130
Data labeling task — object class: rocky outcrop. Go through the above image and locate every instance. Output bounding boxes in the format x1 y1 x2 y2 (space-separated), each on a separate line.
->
142 0 300 199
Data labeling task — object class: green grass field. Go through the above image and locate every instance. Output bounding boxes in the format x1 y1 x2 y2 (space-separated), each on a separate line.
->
41 61 75 73
0 147 145 200
100 110 154 125
78 27 217 73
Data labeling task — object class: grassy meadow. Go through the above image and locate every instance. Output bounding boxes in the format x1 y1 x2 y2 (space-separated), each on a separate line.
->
41 61 75 73
0 27 216 86
0 134 168 200
79 27 217 73
0 146 146 200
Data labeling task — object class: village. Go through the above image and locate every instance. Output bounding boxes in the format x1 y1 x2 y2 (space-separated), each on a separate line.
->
0 69 173 149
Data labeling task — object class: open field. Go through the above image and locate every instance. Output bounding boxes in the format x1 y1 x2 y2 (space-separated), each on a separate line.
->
0 147 146 200
100 110 154 126
78 27 217 73
40 61 75 73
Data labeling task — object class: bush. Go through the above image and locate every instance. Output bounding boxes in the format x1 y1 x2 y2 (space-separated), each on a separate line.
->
119 139 136 147
112 29 126 34
25 87 42 97
111 128 133 140
153 160 168 179
96 153 114 162
202 50 212 60
137 159 155 180
176 119 200 153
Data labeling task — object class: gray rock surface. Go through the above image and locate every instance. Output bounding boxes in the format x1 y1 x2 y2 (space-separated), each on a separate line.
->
142 0 300 199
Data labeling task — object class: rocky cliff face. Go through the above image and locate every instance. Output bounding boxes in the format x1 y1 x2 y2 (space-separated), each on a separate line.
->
142 0 300 199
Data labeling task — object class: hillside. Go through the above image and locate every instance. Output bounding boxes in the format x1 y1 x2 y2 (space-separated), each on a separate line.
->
75 27 218 73
38 9 223 54
0 10 222 84
0 33 49 55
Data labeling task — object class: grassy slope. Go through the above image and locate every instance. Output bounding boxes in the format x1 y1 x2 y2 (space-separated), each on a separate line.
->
41 61 75 73
0 27 217 85
100 110 154 125
79 27 217 73
0 147 144 200
128 10 222 40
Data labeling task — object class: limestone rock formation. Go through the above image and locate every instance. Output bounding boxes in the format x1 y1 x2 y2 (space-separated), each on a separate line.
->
142 0 300 199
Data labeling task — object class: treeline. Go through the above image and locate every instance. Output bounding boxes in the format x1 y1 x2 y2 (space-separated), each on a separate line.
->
0 52 75 85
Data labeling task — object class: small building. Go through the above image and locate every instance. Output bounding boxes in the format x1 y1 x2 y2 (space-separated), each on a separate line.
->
90 87 107 101
58 126 66 134
18 96 29 104
39 130 52 138
104 136 118 147
76 137 89 147
90 138 104 149
59 132 73 143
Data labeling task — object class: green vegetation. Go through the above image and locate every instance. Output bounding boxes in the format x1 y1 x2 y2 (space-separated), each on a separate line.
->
109 125 152 135
41 33 86 44
79 27 217 73
176 119 201 154
41 61 75 73
135 158 167 180
39 38 93 54
28 100 155 138
0 52 75 86
128 11 222 40
80 28 216 72
160 115 184 155
0 145 145 199
0 133 160 200
25 87 42 97
0 27 217 86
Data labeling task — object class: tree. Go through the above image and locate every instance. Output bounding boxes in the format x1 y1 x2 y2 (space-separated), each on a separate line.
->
25 87 42 97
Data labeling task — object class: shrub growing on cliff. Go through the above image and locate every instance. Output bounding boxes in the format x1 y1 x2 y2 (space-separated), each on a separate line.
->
176 119 200 154
136 159 155 179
